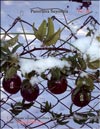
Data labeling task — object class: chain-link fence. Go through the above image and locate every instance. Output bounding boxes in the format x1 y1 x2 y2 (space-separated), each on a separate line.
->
0 13 100 129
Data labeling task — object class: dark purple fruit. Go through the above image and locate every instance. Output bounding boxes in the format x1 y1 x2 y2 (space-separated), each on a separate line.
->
48 77 67 94
71 87 91 107
21 84 39 102
2 74 21 94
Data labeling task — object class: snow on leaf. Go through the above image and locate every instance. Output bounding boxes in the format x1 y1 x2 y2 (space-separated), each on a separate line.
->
19 57 71 75
80 72 88 78
85 38 100 62
30 76 39 86
71 35 100 62
71 37 91 53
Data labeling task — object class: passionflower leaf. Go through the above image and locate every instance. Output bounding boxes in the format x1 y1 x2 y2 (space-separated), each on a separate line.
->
5 66 17 79
33 20 47 41
76 76 94 91
4 35 19 48
44 29 61 46
88 60 100 69
73 113 88 125
46 18 54 39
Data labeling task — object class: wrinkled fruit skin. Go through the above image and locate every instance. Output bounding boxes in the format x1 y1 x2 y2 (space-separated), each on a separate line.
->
71 87 91 107
21 84 39 102
48 77 67 94
2 74 21 94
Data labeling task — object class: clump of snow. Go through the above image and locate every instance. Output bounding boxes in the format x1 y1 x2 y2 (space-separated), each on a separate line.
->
30 76 39 85
80 72 88 78
71 37 92 53
19 57 71 75
71 34 100 62
84 38 100 62
19 58 35 75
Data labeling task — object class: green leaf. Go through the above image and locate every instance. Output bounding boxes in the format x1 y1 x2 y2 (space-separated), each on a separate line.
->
86 28 93 37
76 76 94 91
5 66 17 79
0 50 8 60
88 60 100 69
41 73 48 80
73 113 88 125
57 119 69 125
72 87 81 97
24 71 35 79
0 61 10 72
22 79 31 88
5 35 19 48
12 44 22 53
44 29 61 46
32 23 37 33
96 110 100 116
40 101 52 113
88 112 96 117
55 113 62 118
51 112 69 125
77 57 87 70
86 31 92 37
10 108 22 116
22 103 34 110
51 68 61 80
10 101 33 115
67 55 78 70
69 104 73 115
46 18 54 39
10 56 19 65
34 20 47 41
51 112 62 120
1 46 11 55
45 101 52 112
96 36 100 42
10 102 23 116
88 116 99 123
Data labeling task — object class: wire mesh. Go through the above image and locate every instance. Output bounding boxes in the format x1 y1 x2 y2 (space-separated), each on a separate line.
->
0 14 100 129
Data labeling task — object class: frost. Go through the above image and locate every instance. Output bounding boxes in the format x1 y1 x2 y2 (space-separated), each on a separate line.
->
19 57 71 75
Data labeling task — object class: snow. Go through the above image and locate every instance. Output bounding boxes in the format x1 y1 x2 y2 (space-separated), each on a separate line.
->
30 76 39 85
85 38 100 62
1 1 100 129
19 56 71 75
71 34 100 62
80 71 88 78
71 37 92 53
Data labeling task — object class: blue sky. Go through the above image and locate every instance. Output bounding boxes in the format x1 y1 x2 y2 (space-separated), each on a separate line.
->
1 1 99 31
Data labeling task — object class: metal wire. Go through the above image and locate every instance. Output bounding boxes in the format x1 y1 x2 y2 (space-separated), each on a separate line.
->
0 15 100 129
